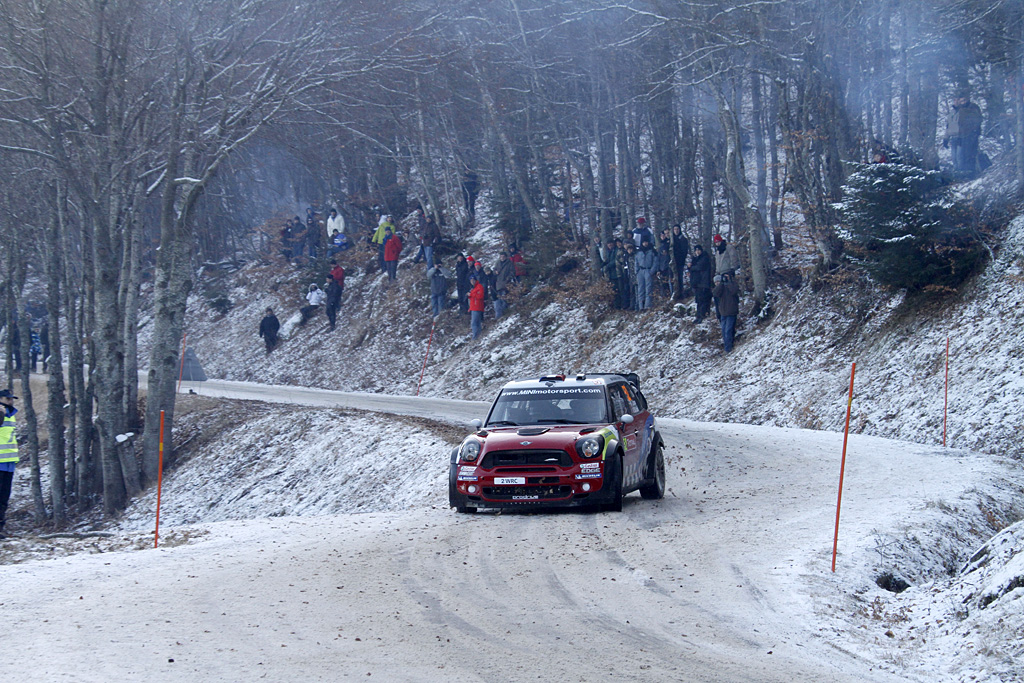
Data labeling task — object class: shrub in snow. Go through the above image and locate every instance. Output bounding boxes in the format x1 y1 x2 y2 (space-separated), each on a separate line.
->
838 163 987 292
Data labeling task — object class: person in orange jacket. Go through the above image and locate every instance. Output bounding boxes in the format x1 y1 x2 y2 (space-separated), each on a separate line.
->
469 276 486 339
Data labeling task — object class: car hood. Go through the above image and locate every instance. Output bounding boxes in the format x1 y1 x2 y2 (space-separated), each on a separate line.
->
479 425 607 449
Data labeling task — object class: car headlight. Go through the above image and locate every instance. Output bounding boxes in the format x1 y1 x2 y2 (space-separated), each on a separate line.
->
460 439 482 462
576 435 603 459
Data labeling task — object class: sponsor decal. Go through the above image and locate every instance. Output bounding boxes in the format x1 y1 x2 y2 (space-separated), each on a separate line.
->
457 475 479 482
575 473 602 479
580 462 600 471
458 466 477 475
512 495 540 500
501 387 603 397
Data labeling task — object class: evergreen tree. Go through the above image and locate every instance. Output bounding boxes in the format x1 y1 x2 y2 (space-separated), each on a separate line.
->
839 163 987 291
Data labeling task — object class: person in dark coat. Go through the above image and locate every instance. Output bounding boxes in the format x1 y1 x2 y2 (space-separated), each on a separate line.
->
428 260 449 317
712 272 740 353
258 308 280 353
601 239 623 309
324 278 343 331
943 93 983 176
671 225 689 300
689 245 713 323
420 213 441 270
454 254 471 314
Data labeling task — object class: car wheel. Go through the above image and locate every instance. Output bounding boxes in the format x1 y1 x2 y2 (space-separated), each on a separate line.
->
639 442 666 500
454 505 475 514
603 451 623 512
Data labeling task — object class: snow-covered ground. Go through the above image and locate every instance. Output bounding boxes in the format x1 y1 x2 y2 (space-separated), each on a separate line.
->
1 389 1022 682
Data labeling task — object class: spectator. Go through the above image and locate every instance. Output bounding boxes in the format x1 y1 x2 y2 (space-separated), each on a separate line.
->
258 308 280 353
469 276 486 339
383 227 402 280
462 171 479 218
509 245 526 282
371 214 394 272
305 207 322 259
632 217 653 247
327 208 345 236
324 278 343 331
656 229 672 298
712 272 740 353
329 260 346 290
670 225 689 300
621 242 638 310
493 252 514 319
455 254 471 314
713 234 740 278
29 329 41 372
328 229 349 256
420 213 440 270
300 283 325 325
689 245 713 323
590 235 605 279
428 259 450 317
602 239 624 309
472 260 486 293
279 220 295 259
412 209 428 264
944 92 983 177
0 388 19 539
634 238 656 311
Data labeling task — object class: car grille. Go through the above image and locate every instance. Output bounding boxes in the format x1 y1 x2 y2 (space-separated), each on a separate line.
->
482 485 573 501
481 449 573 469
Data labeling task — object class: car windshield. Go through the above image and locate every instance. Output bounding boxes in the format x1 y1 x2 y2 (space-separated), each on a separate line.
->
486 386 609 426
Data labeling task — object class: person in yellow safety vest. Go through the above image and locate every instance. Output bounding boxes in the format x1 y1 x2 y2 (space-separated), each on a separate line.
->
371 214 395 273
0 388 18 540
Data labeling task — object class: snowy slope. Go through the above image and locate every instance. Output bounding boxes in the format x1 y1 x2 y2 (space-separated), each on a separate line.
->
144 209 1024 461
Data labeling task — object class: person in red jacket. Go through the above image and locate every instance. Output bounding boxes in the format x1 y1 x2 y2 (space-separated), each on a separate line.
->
383 227 402 280
329 260 345 290
469 276 486 339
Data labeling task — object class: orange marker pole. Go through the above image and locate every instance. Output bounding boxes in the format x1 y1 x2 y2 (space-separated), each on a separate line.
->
416 319 436 397
176 333 187 394
154 410 165 549
943 337 949 447
832 362 856 573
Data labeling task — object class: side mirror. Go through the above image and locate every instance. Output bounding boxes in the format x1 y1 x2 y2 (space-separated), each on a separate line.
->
470 418 483 429
619 414 634 425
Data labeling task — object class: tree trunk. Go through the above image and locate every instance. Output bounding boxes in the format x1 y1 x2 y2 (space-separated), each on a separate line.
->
14 267 47 523
47 194 67 525
715 84 767 311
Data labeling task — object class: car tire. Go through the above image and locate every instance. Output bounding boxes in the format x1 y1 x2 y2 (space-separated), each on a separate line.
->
639 442 666 500
603 451 623 512
454 505 475 514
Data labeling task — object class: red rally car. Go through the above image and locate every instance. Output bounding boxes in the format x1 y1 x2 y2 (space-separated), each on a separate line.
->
449 373 666 512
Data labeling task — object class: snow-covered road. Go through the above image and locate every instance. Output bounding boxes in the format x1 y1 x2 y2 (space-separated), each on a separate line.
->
1 382 1020 681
